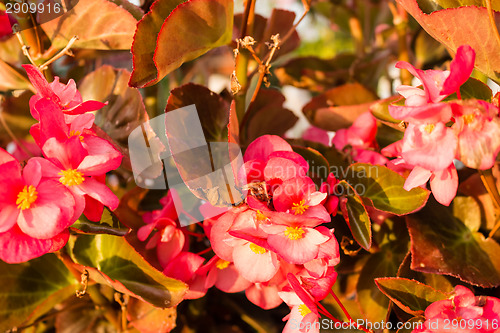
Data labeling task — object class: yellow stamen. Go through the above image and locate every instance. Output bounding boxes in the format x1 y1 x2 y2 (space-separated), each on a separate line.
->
463 114 475 125
216 259 230 270
291 200 309 215
256 210 268 222
285 226 305 240
16 185 38 210
58 169 85 186
424 124 435 134
298 304 311 317
249 243 267 254
69 130 84 141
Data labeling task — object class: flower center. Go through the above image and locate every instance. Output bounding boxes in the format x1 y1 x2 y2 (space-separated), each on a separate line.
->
16 185 38 210
463 114 475 125
216 259 230 270
256 210 268 222
59 169 85 186
69 130 84 141
291 200 309 215
285 226 305 240
298 304 311 317
424 124 435 134
249 243 267 254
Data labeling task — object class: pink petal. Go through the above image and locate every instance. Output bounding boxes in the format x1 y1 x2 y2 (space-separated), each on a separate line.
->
430 164 458 206
17 180 75 239
163 252 205 282
70 113 96 131
210 206 248 261
233 243 280 282
156 229 185 269
243 135 293 162
441 45 475 96
77 177 120 210
82 194 103 221
78 136 122 175
302 126 330 146
269 151 309 173
0 225 69 263
245 283 283 310
0 204 19 233
389 103 452 124
215 264 252 293
404 166 432 191
65 100 107 115
23 65 61 104
267 228 328 265
264 158 306 186
42 137 88 169
23 158 42 187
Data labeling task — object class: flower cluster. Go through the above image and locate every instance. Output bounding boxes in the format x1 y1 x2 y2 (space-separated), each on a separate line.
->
0 65 122 263
140 135 341 330
384 45 500 206
414 285 500 333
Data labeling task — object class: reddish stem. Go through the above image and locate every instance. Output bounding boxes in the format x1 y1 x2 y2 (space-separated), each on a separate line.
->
329 290 371 333
196 247 212 256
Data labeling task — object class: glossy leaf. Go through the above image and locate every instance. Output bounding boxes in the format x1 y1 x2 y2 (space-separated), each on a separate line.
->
302 82 378 131
338 180 372 250
397 0 500 82
292 146 330 188
130 0 233 87
127 297 177 333
0 254 78 332
375 277 449 316
343 163 430 215
40 0 137 50
69 234 188 308
71 208 129 236
356 230 408 323
243 89 298 144
407 198 500 287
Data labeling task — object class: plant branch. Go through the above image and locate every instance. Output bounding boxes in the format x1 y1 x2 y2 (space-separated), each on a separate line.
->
39 36 79 71
12 24 37 66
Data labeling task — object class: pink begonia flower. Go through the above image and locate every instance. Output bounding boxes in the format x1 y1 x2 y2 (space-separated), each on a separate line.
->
260 213 330 265
32 137 121 220
0 149 76 263
279 274 322 333
331 112 388 165
400 122 457 172
390 45 475 123
225 209 280 283
452 101 500 170
30 98 96 147
414 285 500 333
208 205 248 262
23 65 106 119
245 260 301 310
273 177 330 222
384 147 458 206
302 126 330 146
163 252 207 300
200 256 251 293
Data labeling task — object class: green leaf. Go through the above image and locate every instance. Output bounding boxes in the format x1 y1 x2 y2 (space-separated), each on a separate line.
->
370 96 403 124
375 277 449 316
460 77 493 101
243 89 298 145
356 234 408 323
397 0 500 83
40 0 137 50
130 0 233 88
69 234 188 308
292 146 330 188
71 208 129 236
343 163 430 215
0 254 78 332
407 198 500 287
338 180 372 250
